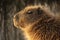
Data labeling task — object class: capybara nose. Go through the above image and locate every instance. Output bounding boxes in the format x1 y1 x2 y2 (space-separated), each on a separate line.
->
13 14 19 21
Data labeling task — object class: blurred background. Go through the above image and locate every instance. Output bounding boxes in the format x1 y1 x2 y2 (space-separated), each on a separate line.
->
0 0 59 40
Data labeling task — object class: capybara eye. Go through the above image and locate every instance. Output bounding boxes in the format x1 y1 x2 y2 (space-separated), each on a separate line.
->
27 11 33 14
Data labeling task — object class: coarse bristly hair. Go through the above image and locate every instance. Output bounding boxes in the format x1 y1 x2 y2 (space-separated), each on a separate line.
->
13 0 60 40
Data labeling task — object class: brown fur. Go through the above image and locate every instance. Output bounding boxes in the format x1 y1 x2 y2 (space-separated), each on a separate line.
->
13 4 60 40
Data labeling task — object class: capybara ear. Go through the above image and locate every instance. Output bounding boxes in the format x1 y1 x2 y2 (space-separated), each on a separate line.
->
37 7 43 15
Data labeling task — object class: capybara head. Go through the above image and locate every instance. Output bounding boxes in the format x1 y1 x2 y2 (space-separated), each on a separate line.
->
13 3 60 40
